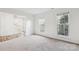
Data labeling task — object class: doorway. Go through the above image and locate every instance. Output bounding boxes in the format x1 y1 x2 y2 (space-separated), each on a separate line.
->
25 20 32 35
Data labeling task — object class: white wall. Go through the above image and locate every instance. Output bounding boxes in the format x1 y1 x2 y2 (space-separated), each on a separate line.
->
0 12 16 35
69 9 79 43
34 8 79 44
35 10 57 37
0 9 34 36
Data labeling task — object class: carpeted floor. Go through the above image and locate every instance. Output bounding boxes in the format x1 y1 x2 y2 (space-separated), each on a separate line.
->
0 35 79 51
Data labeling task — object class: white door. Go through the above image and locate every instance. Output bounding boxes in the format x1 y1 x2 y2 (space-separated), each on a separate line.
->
26 20 32 35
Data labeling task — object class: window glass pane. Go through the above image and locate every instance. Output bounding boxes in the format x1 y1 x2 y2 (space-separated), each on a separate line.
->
39 19 45 32
57 14 68 36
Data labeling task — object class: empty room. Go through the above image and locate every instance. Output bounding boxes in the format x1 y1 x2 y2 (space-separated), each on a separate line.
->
0 8 79 51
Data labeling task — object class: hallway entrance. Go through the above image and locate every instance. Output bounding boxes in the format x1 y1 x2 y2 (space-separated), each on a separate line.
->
25 20 32 35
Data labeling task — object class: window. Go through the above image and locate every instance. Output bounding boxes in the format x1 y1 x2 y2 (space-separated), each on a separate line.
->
39 19 45 32
57 13 69 36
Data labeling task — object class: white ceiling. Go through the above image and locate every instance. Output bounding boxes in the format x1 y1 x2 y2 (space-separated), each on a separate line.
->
14 8 51 15
0 8 52 15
